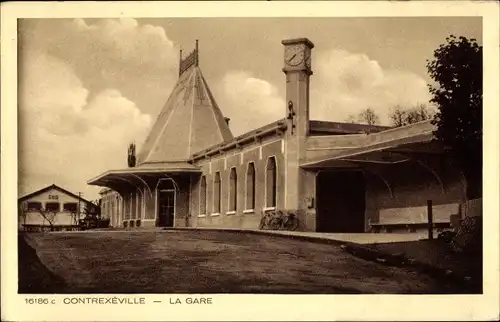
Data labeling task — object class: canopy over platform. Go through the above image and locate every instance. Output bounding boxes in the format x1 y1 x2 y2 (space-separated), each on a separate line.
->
87 162 201 192
301 120 439 169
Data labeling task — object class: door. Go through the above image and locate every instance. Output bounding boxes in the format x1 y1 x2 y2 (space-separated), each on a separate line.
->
316 170 366 233
158 189 175 227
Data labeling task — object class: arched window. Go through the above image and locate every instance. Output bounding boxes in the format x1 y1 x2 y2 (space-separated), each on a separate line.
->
246 163 256 210
266 157 277 208
214 172 221 213
199 176 207 215
229 168 237 212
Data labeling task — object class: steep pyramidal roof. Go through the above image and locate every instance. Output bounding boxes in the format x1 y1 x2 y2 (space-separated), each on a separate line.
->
137 44 233 165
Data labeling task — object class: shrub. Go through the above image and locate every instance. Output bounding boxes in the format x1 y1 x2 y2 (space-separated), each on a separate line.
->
259 209 300 231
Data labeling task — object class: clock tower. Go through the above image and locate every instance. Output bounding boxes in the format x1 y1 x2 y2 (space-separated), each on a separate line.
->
282 38 314 213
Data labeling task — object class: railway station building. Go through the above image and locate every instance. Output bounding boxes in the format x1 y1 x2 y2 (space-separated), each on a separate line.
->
89 38 471 233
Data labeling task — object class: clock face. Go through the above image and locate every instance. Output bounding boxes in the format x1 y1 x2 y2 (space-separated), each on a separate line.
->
305 50 312 68
285 45 305 67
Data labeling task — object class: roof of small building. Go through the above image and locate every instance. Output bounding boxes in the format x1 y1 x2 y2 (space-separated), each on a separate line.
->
18 184 95 205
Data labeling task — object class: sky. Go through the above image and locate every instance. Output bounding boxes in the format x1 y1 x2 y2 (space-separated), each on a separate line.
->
17 17 482 200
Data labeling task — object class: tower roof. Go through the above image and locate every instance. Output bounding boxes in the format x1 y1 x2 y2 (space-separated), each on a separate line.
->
137 44 233 165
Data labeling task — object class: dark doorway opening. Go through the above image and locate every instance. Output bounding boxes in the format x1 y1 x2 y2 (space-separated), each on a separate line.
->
316 170 366 233
157 189 175 228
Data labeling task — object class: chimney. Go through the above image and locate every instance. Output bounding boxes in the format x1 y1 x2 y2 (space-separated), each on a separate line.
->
179 49 183 76
224 117 230 126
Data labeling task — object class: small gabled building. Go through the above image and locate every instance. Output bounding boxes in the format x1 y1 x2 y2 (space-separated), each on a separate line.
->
18 184 97 231
89 38 468 233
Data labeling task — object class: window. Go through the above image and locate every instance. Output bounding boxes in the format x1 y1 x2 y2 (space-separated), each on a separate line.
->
214 172 221 213
63 202 78 212
266 157 277 208
229 168 237 212
246 163 256 210
45 202 60 212
199 176 207 215
26 202 42 211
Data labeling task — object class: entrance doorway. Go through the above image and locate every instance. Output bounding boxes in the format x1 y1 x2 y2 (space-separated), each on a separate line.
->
158 189 175 227
316 170 366 233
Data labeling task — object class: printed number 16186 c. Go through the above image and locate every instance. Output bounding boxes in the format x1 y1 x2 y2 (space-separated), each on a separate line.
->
25 298 55 304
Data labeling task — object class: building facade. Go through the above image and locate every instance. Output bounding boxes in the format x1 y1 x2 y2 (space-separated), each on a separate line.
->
18 184 97 230
89 38 468 233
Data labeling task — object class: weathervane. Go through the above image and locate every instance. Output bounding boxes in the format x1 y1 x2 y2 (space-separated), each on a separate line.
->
179 40 199 76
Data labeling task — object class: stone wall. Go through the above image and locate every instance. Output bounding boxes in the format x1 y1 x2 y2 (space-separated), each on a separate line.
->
191 138 285 229
364 155 466 232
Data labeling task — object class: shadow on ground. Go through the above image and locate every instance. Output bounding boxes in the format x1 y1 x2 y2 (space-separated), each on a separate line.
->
18 230 477 294
18 235 67 293
369 239 482 293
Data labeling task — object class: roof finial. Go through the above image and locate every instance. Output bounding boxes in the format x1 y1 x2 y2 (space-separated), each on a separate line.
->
195 39 199 66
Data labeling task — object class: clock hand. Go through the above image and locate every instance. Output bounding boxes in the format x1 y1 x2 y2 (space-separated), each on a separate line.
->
287 54 297 62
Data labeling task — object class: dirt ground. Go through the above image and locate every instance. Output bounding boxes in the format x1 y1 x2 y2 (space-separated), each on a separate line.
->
20 230 463 294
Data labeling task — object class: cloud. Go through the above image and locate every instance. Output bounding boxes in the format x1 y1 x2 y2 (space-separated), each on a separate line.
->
215 71 285 136
20 18 178 117
17 18 179 199
311 49 432 124
60 18 177 72
215 49 431 133
18 51 152 199
31 18 177 74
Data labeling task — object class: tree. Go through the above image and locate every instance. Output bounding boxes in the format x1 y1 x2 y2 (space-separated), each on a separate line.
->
427 35 482 199
84 201 100 219
357 108 380 125
390 105 408 127
406 104 432 124
389 104 434 127
19 203 28 229
39 209 56 231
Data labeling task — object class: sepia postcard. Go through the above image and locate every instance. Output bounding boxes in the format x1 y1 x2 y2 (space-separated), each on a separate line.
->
1 1 499 321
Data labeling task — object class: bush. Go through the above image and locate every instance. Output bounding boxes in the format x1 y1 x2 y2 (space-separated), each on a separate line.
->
259 209 300 231
438 230 456 243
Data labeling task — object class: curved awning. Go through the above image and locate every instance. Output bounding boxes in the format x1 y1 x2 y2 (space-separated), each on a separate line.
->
301 121 436 168
87 162 201 194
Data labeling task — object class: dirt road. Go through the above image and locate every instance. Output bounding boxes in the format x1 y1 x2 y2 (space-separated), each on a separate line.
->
20 230 459 293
